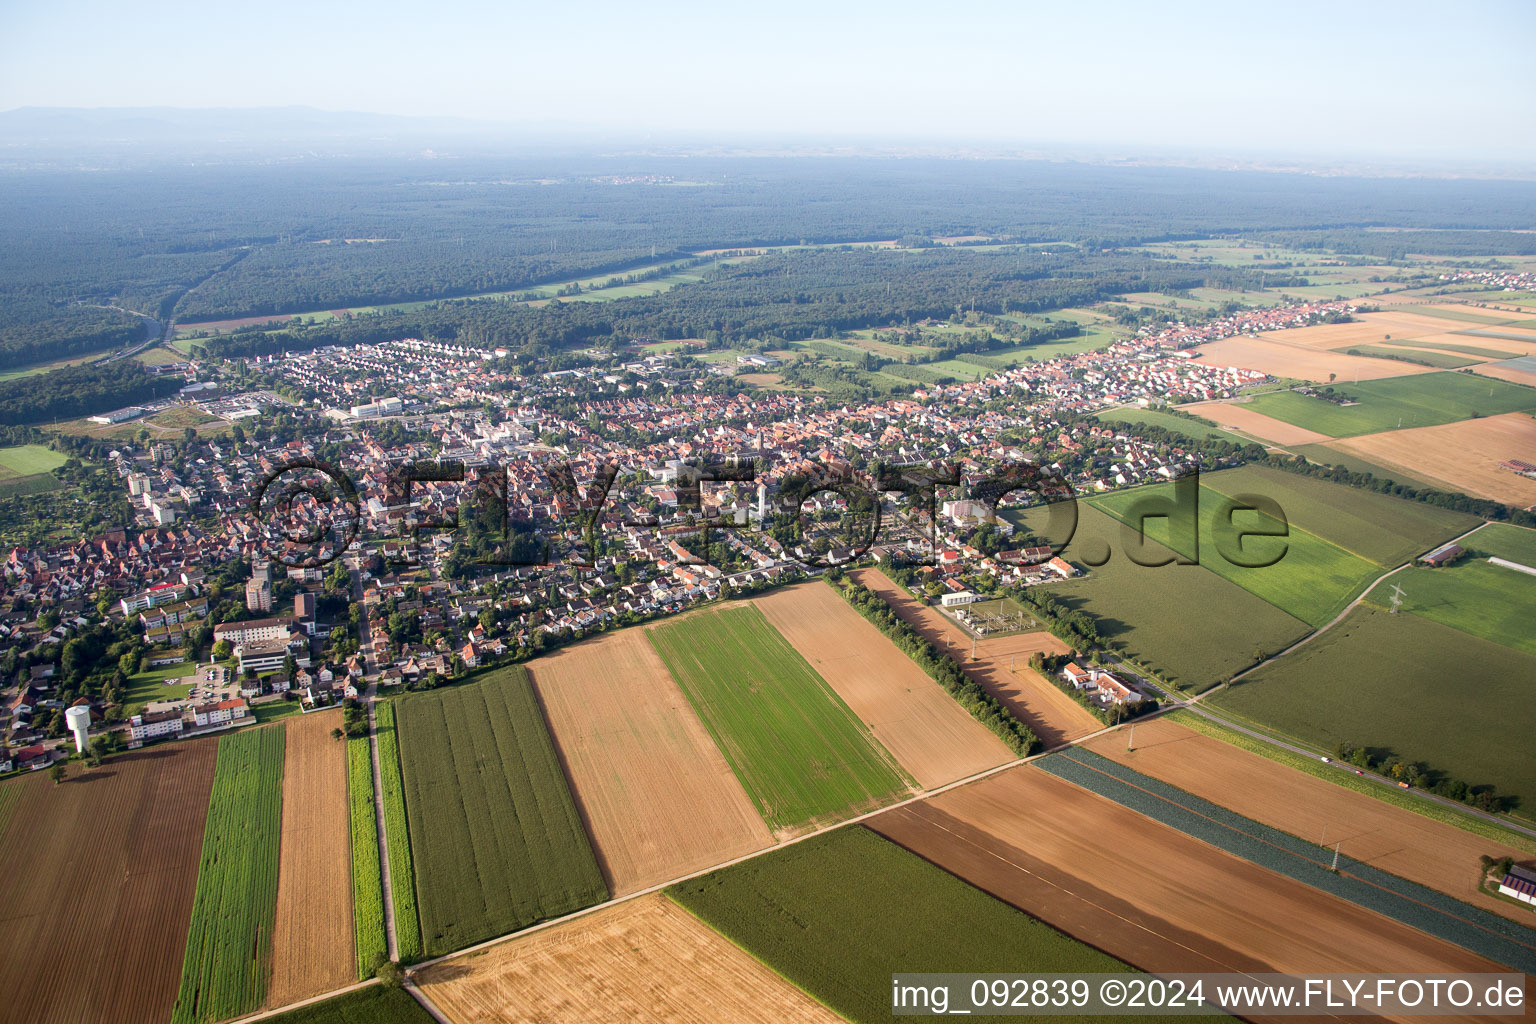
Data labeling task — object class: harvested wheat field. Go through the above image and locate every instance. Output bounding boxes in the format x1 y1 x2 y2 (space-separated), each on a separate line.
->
753 582 1014 788
849 568 1097 748
1475 361 1536 387
416 893 843 1024
268 709 356 1007
1189 401 1333 445
529 629 773 895
0 741 218 1024
1192 335 1435 382
1327 411 1536 506
870 766 1514 1009
1083 717 1533 923
1257 317 1437 351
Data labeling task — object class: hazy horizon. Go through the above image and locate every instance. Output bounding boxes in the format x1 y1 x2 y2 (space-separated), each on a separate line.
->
2 0 1534 168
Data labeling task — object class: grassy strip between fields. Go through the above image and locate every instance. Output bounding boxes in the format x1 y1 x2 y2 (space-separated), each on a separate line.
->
348 734 387 979
1038 749 1536 974
667 826 1142 1024
255 984 435 1024
171 726 286 1024
1167 710 1536 855
374 702 423 962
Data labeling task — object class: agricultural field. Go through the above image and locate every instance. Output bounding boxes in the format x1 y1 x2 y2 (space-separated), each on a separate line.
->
1041 750 1536 973
1082 717 1535 923
256 985 436 1024
268 712 355 1007
647 604 914 834
1189 401 1332 445
394 667 607 955
374 702 422 961
173 725 286 1024
1347 345 1479 368
1198 464 1479 566
668 826 1137 1024
1092 406 1244 441
1236 371 1536 438
0 443 67 479
347 733 387 978
0 741 217 1024
1288 442 1443 490
417 894 846 1024
1474 355 1536 387
1192 335 1436 383
1361 540 1536 657
869 764 1512 980
526 627 773 896
848 568 1101 744
1324 411 1536 507
1006 503 1309 689
1211 606 1536 815
754 582 1015 788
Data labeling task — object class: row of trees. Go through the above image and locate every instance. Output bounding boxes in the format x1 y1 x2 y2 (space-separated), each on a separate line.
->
1336 742 1515 814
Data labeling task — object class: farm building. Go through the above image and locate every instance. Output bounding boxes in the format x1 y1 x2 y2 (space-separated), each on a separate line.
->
1419 543 1465 568
1497 864 1536 905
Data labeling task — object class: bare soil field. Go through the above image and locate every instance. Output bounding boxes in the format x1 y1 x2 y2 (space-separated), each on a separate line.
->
1475 364 1536 387
1192 335 1436 381
849 568 1098 748
1258 317 1438 350
1083 718 1533 923
268 710 356 1007
0 741 218 1024
869 766 1516 1018
416 893 844 1024
1327 412 1536 506
753 582 1015 788
528 628 773 895
1189 402 1333 445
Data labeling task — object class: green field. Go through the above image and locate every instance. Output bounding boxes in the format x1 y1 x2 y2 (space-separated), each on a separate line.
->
1360 523 1536 656
1093 407 1245 442
1347 346 1479 368
255 985 435 1024
1407 307 1526 326
0 444 67 479
374 702 422 961
1289 443 1443 491
1089 479 1382 627
1239 372 1536 438
122 660 198 716
647 605 914 831
1211 606 1536 815
395 667 606 955
1385 338 1517 359
347 734 386 978
172 726 285 1024
668 826 1137 1024
1198 464 1479 565
1010 503 1308 689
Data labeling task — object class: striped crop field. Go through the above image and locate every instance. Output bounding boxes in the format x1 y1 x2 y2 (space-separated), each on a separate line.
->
347 734 386 977
395 667 607 956
647 604 914 834
374 701 422 962
171 726 286 1024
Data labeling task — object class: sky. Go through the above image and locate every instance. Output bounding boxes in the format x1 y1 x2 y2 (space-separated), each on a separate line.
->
2 0 1534 162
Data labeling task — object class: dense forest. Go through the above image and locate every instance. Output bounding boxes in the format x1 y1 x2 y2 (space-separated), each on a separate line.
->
195 246 1303 360
0 300 145 369
0 361 184 426
4 157 1536 342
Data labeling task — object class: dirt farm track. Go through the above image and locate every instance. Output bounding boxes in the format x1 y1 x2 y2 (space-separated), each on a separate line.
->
869 766 1521 1024
416 893 844 1024
0 740 218 1024
267 710 356 1007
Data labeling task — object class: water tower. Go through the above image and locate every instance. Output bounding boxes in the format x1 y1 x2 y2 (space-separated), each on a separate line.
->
65 705 91 754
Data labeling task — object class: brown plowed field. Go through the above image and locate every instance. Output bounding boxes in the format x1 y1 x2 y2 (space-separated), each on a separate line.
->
1259 317 1438 350
868 765 1516 1020
0 741 218 1024
1474 362 1536 387
528 629 773 895
1326 412 1536 506
1193 336 1437 382
849 568 1098 748
267 710 356 1007
416 893 844 1024
1190 402 1333 445
1082 718 1534 923
753 581 1014 788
